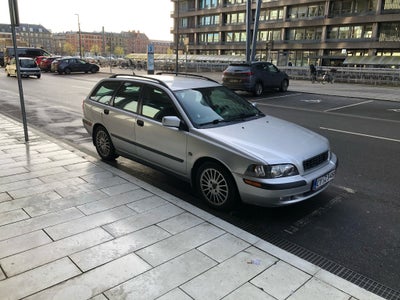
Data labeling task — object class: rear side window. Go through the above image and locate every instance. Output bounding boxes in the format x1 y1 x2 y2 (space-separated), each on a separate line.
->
113 82 142 113
89 81 121 104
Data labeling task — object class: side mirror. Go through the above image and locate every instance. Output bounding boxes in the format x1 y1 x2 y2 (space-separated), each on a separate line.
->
162 116 181 128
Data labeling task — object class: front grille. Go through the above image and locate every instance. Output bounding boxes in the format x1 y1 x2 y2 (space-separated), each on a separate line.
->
303 151 329 171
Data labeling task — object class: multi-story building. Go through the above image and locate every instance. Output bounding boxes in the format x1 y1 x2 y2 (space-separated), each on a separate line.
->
171 0 400 66
0 23 51 49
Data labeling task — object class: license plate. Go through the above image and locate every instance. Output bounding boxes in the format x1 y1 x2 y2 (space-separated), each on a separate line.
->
312 170 335 191
229 79 240 83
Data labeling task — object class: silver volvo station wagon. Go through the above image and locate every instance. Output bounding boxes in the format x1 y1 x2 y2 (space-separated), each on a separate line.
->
82 73 338 210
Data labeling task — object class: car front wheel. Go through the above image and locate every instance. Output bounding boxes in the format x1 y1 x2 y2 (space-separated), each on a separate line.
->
196 162 238 210
94 126 118 161
279 79 289 92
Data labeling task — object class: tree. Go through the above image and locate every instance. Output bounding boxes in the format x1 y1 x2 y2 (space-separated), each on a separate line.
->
114 46 125 57
63 43 75 56
91 44 101 56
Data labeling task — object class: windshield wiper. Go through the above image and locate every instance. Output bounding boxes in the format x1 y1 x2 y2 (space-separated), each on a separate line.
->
227 112 259 122
199 118 225 126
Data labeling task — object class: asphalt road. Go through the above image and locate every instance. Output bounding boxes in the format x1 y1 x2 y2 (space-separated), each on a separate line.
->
1 69 399 296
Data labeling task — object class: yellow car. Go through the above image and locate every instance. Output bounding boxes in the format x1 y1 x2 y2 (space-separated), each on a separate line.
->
5 57 41 79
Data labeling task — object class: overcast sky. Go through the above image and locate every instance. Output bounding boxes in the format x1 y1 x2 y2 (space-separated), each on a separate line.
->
1 0 174 41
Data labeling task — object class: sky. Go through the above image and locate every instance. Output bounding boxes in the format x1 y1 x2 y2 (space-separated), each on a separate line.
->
1 0 174 41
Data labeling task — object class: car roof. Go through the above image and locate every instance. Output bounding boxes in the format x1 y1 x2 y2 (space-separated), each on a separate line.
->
107 74 220 91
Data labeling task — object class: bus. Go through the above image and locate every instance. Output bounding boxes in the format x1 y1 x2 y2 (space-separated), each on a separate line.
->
3 47 51 66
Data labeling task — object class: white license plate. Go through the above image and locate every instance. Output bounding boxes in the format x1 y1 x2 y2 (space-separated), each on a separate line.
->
313 170 335 191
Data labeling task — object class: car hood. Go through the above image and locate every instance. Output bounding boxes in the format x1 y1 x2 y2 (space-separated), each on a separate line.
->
201 115 329 164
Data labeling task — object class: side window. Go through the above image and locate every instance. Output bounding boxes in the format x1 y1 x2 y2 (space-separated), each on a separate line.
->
89 81 121 104
113 82 141 113
267 64 278 73
141 86 177 121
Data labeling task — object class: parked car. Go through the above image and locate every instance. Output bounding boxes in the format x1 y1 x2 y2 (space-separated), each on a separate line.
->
51 57 99 74
5 57 41 78
39 56 61 72
82 73 337 210
222 62 289 96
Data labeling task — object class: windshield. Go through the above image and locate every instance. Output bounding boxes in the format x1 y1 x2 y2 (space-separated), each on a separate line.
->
174 86 263 128
20 59 37 68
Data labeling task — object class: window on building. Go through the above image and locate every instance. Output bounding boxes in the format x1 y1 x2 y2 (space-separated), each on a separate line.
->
379 22 400 41
328 24 373 39
226 12 245 24
288 4 325 19
287 28 321 40
259 8 284 21
226 0 246 5
180 18 188 28
383 0 400 9
330 0 376 16
258 30 281 41
225 31 246 43
199 15 220 26
199 32 220 43
200 0 219 9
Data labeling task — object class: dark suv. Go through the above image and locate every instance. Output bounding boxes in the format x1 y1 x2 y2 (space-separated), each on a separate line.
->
222 62 289 96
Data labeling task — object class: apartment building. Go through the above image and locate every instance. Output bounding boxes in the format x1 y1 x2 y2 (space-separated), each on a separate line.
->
171 0 400 66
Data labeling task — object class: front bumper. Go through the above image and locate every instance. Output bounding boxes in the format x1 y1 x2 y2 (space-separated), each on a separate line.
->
235 153 338 207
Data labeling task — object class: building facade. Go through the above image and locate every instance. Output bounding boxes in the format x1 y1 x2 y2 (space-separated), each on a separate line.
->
1 24 172 58
171 0 400 66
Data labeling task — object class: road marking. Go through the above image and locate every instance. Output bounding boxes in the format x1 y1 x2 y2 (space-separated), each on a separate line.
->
324 100 373 112
320 127 400 143
388 109 400 113
301 99 322 103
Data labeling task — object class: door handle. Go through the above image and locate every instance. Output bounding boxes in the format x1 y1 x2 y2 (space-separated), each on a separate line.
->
104 109 109 115
137 119 144 127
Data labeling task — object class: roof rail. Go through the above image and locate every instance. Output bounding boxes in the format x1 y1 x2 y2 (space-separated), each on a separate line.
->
108 73 169 88
155 72 219 84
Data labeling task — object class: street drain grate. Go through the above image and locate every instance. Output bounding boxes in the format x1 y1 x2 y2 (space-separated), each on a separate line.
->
258 232 400 300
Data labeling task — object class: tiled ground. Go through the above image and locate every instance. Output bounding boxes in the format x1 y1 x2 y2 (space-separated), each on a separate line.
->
0 114 385 300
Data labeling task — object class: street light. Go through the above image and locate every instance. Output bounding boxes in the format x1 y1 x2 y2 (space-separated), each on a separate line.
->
75 13 82 58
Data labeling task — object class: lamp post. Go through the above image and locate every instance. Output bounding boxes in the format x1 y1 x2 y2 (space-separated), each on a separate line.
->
75 13 82 58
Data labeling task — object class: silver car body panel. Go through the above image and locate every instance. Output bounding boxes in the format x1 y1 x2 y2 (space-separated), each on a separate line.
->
83 75 337 207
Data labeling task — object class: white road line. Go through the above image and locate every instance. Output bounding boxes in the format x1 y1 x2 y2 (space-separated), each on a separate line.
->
324 100 373 112
320 127 400 143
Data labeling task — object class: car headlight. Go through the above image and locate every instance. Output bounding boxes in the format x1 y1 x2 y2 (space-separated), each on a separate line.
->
246 164 299 178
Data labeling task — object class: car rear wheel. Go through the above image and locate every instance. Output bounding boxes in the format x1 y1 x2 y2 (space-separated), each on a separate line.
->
64 68 71 75
253 82 263 96
94 126 118 161
196 162 238 210
279 79 289 92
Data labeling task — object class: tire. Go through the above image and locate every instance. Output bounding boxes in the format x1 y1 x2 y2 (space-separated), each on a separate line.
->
64 68 71 75
91 67 98 73
253 82 263 96
196 161 238 210
37 74 41 79
94 126 118 161
279 79 288 92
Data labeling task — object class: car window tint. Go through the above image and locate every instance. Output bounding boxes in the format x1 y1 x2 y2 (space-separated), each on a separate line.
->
113 82 141 113
267 64 278 72
89 81 121 104
141 87 177 121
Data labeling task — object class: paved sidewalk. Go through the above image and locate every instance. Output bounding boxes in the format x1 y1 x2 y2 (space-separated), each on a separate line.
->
0 112 386 299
